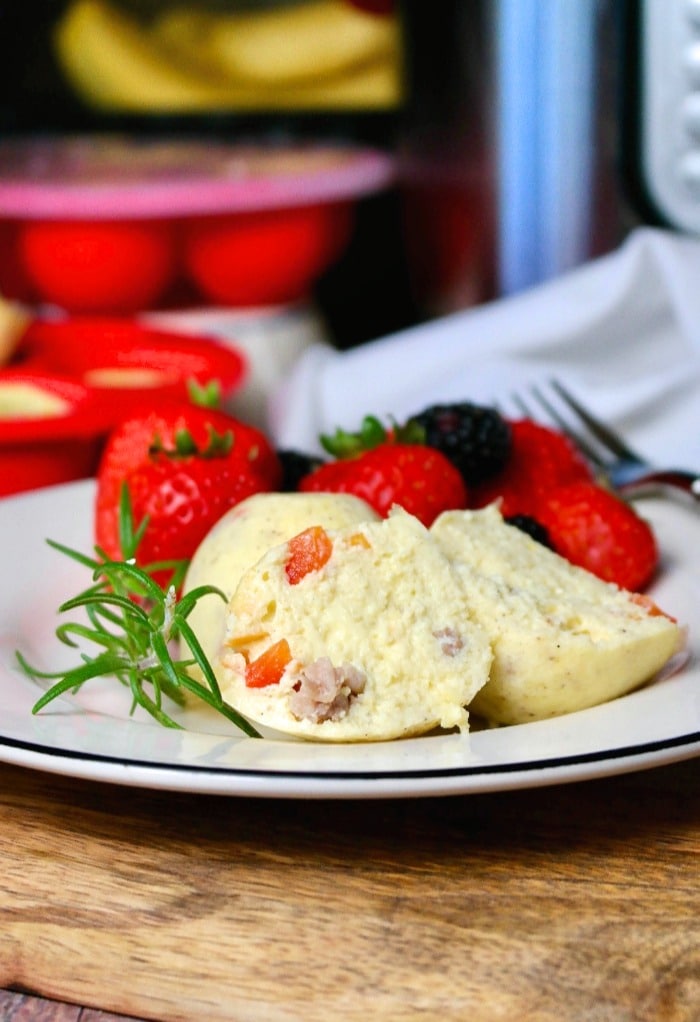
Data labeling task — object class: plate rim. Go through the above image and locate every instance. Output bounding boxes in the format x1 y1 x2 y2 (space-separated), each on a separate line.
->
1 479 699 799
2 729 699 799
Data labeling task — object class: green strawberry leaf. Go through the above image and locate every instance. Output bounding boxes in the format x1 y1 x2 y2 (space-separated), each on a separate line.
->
187 378 223 409
321 415 389 458
320 413 427 458
149 423 234 460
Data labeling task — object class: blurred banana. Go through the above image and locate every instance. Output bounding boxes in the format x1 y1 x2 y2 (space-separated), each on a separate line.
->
155 0 400 86
279 58 401 108
153 6 401 108
55 0 402 112
149 10 221 79
54 0 248 111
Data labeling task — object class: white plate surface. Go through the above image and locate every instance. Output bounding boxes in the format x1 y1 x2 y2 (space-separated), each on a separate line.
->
0 480 698 799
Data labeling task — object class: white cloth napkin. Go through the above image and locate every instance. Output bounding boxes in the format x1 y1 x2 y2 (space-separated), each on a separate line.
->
269 227 700 473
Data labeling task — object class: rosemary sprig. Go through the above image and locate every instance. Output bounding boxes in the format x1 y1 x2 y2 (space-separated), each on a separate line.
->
16 484 260 738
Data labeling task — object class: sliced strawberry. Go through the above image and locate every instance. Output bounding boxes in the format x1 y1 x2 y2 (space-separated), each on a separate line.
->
537 480 659 591
470 419 593 517
299 442 468 527
245 639 292 688
285 526 333 585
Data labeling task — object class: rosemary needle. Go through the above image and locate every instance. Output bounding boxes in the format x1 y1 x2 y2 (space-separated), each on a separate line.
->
16 485 261 739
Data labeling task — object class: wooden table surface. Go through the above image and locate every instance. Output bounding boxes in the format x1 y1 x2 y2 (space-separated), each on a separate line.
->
1 756 698 1022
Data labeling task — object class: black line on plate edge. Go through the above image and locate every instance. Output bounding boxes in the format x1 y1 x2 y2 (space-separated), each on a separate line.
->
1 731 699 781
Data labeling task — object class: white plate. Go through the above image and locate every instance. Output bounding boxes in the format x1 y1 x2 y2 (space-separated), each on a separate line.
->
0 480 698 800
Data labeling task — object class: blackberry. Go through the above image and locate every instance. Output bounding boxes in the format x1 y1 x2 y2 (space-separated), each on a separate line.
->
407 402 512 485
504 514 554 550
277 449 326 492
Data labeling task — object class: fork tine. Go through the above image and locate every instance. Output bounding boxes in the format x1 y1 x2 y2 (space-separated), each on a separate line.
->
509 393 532 420
505 380 700 502
549 379 640 462
510 385 607 470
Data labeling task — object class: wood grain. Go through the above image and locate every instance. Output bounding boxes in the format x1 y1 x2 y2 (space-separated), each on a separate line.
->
1 759 699 1022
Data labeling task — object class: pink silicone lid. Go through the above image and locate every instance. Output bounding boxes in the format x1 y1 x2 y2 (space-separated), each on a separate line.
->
0 136 396 220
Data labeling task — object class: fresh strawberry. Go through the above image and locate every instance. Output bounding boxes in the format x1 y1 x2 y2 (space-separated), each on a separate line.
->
111 451 275 573
95 403 281 571
470 419 593 517
536 480 659 591
299 443 468 526
96 401 279 508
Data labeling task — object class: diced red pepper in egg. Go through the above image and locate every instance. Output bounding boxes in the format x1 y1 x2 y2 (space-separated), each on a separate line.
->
285 525 333 584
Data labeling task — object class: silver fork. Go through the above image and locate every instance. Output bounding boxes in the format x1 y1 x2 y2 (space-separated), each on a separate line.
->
511 379 700 505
